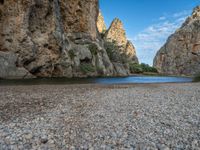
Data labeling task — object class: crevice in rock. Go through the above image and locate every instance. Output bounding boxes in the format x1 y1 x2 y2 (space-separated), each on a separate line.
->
80 58 92 64
192 52 199 56
53 0 70 53
30 66 43 74
23 58 36 66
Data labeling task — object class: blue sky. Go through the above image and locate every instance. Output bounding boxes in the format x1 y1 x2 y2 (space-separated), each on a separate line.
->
99 0 200 65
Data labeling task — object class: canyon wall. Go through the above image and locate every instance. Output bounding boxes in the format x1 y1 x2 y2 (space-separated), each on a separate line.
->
0 0 138 79
0 0 114 78
154 6 200 76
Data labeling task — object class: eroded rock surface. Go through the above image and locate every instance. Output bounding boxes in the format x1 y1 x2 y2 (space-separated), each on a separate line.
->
154 6 200 75
0 0 116 78
0 51 33 79
0 0 139 79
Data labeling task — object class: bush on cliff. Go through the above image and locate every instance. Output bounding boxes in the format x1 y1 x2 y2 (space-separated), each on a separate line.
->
88 43 98 55
80 63 96 74
104 41 129 64
68 49 76 59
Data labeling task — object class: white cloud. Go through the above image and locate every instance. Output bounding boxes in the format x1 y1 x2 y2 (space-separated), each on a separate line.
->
131 10 191 65
159 16 166 20
173 10 190 18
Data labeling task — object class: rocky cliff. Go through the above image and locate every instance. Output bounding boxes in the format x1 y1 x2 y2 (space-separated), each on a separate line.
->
154 6 200 76
0 0 114 79
105 18 139 64
0 0 138 79
102 18 139 75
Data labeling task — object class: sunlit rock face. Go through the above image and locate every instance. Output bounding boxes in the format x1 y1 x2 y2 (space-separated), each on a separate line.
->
154 6 200 76
0 0 116 78
97 11 107 33
105 18 139 64
105 18 128 46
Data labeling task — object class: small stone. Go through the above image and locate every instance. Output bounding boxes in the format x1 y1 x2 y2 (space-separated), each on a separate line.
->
192 140 200 149
41 135 48 144
24 134 32 140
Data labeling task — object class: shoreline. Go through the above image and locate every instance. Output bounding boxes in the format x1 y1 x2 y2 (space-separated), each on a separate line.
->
0 81 197 88
0 75 194 86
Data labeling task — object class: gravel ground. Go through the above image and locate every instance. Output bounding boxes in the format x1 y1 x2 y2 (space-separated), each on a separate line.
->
0 83 200 150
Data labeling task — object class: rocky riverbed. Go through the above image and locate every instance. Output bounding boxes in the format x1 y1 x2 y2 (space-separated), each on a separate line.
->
0 83 200 149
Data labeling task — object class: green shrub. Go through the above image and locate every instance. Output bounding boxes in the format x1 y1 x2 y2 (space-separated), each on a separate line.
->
140 63 158 73
104 41 117 61
104 41 129 63
129 63 143 73
88 43 98 55
80 63 96 74
120 53 130 64
68 49 76 59
193 73 200 82
129 63 158 74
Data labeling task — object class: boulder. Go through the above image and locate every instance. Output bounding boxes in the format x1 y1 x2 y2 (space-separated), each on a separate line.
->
0 51 34 79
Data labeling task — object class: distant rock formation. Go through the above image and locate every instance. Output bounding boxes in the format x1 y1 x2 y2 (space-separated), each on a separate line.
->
97 11 107 33
154 6 200 75
105 18 139 63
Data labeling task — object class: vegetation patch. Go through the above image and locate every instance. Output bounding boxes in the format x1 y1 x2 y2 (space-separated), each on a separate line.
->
130 63 158 74
68 49 76 59
140 63 158 73
104 41 129 63
80 63 96 74
129 63 144 73
88 43 98 55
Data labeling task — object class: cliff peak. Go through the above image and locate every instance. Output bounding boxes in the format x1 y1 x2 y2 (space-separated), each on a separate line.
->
97 11 107 33
181 5 200 27
105 18 127 46
105 18 138 63
192 5 200 18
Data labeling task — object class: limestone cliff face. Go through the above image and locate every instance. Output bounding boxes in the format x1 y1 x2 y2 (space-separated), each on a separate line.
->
154 6 200 75
105 18 127 46
105 18 139 63
97 11 106 33
0 0 115 79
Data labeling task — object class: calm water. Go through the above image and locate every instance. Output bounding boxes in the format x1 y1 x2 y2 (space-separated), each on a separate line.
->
0 76 193 85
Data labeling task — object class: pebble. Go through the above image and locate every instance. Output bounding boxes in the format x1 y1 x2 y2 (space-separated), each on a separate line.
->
40 135 48 144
